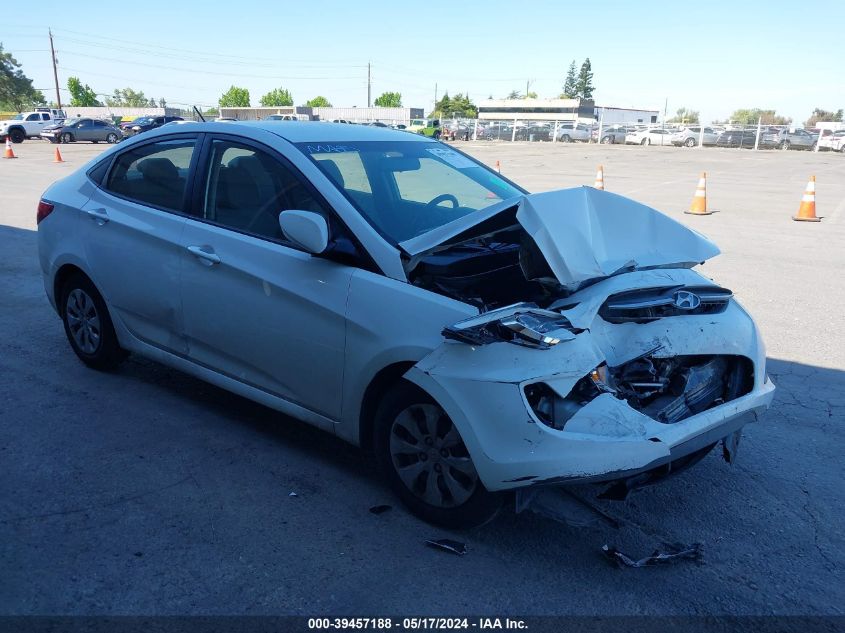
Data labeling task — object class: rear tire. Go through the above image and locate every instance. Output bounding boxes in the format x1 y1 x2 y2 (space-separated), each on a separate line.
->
373 381 503 529
780 140 790 150
60 273 127 370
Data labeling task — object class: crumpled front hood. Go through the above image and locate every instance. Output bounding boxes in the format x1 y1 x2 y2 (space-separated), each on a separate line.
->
401 187 720 291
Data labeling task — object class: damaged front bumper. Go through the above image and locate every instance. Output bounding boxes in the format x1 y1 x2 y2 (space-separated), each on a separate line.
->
403 269 776 493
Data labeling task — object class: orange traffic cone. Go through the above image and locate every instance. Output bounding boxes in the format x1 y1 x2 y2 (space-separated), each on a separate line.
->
593 165 605 190
54 146 64 163
793 176 820 222
3 138 17 159
684 172 713 215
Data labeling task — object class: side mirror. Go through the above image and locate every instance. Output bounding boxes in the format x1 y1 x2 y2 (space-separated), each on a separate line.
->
279 210 329 255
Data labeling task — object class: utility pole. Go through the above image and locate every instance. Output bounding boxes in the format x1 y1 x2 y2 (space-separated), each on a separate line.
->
49 29 62 109
367 62 371 107
434 83 438 118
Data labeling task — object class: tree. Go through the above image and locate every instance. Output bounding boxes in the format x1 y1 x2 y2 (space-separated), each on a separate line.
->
506 89 522 99
805 108 843 127
159 97 167 109
561 60 577 98
260 87 293 107
0 44 46 111
67 76 101 107
219 85 251 108
575 58 594 100
374 91 402 107
668 107 700 124
430 92 477 118
525 91 538 99
729 108 790 125
106 88 151 107
305 95 332 108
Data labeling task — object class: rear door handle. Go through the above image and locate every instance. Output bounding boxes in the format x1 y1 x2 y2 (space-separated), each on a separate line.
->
84 207 109 225
186 245 221 266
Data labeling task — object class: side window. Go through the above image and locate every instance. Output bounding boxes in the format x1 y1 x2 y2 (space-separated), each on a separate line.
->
202 139 324 241
26 113 40 121
41 113 51 121
105 138 196 211
94 120 105 128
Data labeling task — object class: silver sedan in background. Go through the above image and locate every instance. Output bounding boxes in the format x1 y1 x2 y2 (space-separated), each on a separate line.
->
40 118 122 144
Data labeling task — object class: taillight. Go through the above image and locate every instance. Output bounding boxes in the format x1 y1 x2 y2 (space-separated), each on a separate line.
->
36 200 55 224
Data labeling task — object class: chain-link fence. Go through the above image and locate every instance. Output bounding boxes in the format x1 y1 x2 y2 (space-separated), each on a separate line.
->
435 117 830 152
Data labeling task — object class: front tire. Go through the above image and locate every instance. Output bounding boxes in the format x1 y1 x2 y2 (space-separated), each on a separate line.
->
61 133 73 144
685 137 697 147
601 135 612 144
780 140 790 150
106 133 119 144
9 129 25 143
373 382 503 528
60 273 127 370
642 137 650 146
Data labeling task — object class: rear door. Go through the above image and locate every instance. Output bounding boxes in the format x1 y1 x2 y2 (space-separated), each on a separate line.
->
178 134 354 422
82 134 200 353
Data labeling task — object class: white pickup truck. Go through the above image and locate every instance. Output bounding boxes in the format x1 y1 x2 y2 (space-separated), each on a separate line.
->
0 109 67 143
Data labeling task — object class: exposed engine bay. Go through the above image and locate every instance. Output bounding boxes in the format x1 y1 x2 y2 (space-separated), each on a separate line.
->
525 354 754 429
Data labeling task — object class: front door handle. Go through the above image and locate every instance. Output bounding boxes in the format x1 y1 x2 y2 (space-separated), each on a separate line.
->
84 207 109 225
186 245 221 266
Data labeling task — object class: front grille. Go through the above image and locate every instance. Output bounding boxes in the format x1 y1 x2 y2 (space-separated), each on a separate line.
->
599 285 732 324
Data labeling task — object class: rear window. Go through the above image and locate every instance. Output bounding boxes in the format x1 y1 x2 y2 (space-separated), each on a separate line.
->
104 138 196 212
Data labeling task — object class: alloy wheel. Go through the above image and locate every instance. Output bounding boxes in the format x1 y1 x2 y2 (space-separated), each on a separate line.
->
65 288 101 354
389 403 479 508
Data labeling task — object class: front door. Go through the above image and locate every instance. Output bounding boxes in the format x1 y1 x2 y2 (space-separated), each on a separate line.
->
179 136 353 421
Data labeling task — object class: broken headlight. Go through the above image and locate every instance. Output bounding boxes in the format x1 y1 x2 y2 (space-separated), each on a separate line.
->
525 365 611 430
443 304 581 350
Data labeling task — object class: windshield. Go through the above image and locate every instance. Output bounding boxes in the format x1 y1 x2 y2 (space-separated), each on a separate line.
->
132 117 153 125
297 141 524 243
62 118 80 127
11 114 23 120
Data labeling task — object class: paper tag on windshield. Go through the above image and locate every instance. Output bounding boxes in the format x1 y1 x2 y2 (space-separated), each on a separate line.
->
425 147 476 169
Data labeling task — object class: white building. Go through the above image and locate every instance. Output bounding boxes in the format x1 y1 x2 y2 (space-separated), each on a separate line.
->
477 98 596 123
594 106 659 125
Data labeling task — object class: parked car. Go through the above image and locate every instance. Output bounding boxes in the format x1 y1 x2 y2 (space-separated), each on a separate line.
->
716 129 758 148
556 122 591 142
265 114 299 121
40 118 122 144
819 130 845 152
671 126 720 147
625 127 676 146
597 126 628 144
771 128 818 151
120 116 184 137
0 110 66 143
36 122 774 528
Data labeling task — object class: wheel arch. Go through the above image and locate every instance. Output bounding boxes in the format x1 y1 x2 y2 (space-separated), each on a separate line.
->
359 360 417 455
53 263 99 313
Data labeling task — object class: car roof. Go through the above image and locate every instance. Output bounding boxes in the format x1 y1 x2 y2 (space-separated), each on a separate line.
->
153 120 435 143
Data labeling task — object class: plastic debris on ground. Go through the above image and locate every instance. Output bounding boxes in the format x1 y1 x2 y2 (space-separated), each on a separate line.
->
602 542 704 568
288 492 298 497
425 539 468 556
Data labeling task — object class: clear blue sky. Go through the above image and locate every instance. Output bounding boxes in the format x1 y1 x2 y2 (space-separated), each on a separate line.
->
4 0 844 123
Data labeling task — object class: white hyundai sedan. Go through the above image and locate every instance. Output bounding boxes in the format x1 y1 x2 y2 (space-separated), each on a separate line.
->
37 122 775 527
